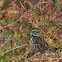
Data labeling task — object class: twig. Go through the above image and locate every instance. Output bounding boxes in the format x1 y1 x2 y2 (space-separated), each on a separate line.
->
29 52 40 59
0 35 12 49
29 57 62 61
3 44 26 55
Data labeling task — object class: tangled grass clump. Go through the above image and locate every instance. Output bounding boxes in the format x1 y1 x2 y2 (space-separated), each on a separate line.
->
0 0 62 62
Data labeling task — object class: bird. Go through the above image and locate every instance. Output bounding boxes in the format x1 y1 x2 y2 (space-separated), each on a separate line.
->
29 27 49 54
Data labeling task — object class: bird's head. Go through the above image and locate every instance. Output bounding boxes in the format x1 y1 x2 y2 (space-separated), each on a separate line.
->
30 27 40 37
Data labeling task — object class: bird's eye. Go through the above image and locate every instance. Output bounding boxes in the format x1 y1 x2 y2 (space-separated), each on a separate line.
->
36 31 39 33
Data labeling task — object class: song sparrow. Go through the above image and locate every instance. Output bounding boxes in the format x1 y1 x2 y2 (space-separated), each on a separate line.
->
29 27 49 54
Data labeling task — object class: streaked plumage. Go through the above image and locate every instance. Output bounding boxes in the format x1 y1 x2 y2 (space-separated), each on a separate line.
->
29 27 49 53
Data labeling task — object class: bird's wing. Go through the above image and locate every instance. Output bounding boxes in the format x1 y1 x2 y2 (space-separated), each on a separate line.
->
38 36 49 48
